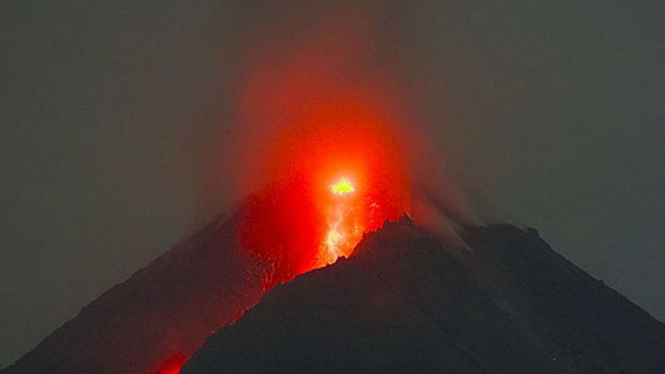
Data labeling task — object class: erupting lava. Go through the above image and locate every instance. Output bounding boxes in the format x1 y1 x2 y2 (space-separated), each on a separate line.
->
235 75 413 287
238 114 411 288
330 177 355 196
234 16 413 289
319 176 360 266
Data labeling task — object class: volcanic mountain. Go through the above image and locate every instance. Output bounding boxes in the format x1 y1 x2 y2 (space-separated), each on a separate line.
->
180 218 665 374
3 213 664 374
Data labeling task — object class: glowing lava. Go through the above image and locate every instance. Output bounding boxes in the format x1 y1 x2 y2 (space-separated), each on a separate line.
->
330 177 355 196
234 17 413 288
150 354 188 374
238 116 411 287
319 176 360 266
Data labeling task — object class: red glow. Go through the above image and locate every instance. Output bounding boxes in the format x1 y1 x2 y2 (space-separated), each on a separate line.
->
150 354 188 374
330 177 355 196
134 9 425 374
320 176 357 265
233 14 412 288
238 85 410 287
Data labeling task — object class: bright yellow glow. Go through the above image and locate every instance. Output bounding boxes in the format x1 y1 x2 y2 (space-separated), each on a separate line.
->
325 229 343 250
317 177 359 267
329 177 355 196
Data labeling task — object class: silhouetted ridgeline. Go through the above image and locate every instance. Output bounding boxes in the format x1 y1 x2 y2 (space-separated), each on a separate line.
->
181 219 665 374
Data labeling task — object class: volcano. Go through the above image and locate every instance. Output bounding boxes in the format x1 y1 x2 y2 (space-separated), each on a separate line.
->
179 218 665 374
3 205 665 374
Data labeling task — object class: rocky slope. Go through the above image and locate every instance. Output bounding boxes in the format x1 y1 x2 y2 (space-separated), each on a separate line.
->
5 213 664 374
1 212 270 374
180 219 665 374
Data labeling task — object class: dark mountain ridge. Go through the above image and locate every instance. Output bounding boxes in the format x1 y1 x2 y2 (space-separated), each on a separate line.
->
461 224 665 373
4 213 664 374
180 218 665 374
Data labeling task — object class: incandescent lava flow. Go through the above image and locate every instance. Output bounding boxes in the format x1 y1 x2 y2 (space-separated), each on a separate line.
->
238 105 412 289
320 176 359 266
230 12 415 293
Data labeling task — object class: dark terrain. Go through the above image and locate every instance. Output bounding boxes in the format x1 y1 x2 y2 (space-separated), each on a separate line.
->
1 211 271 374
4 215 664 374
181 218 665 374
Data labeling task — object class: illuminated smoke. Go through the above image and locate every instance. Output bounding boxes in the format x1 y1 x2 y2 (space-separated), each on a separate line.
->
220 2 475 288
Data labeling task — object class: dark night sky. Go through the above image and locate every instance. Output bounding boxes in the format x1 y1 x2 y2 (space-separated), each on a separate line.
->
1 1 664 368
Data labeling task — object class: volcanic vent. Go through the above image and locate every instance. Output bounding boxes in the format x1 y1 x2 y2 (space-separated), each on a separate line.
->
238 122 412 289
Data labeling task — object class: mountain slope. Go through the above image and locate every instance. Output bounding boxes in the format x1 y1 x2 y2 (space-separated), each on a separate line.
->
181 219 665 374
5 211 663 374
460 225 665 373
1 177 393 374
1 212 270 374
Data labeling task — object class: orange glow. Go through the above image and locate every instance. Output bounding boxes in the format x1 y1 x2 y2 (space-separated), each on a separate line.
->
318 176 360 265
144 9 426 374
330 177 355 196
234 13 413 288
238 110 411 286
237 108 411 286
